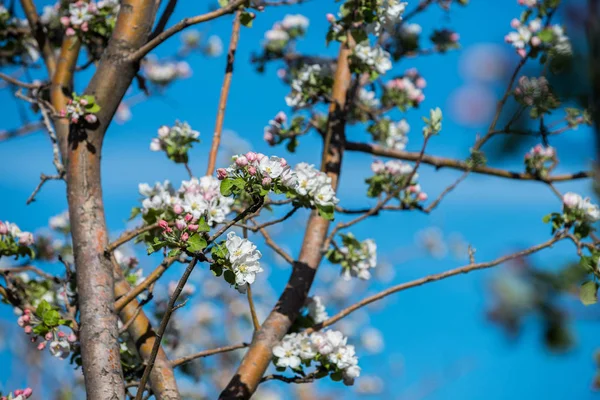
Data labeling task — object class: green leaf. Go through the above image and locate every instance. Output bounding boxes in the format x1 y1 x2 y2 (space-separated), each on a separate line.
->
147 240 167 255
43 309 61 327
220 178 235 196
85 103 101 113
210 264 223 277
218 0 229 6
32 324 49 335
186 233 207 254
240 11 254 27
129 207 141 220
223 269 236 285
167 248 181 258
580 280 599 306
317 205 334 220
197 216 210 232
35 300 52 318
542 214 551 223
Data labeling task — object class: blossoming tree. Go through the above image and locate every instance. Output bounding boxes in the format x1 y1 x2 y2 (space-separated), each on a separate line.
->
0 0 599 399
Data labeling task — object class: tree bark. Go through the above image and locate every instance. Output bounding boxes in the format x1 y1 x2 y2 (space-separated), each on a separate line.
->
219 40 353 399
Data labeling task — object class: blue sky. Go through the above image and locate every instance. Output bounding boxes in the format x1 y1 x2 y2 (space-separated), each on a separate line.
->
0 0 599 399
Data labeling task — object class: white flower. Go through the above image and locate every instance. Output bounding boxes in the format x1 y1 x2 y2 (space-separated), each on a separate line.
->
49 211 69 231
294 163 319 196
306 296 329 324
273 339 301 369
49 340 71 359
354 42 392 75
258 156 285 178
206 35 224 57
358 88 380 108
563 192 583 209
265 28 289 42
583 199 600 222
68 2 92 26
281 14 309 31
226 232 260 263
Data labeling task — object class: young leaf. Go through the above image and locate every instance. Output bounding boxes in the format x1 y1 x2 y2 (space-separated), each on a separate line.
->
186 233 207 253
580 280 599 306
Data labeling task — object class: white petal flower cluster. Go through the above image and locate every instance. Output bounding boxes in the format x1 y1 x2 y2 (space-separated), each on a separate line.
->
178 177 234 225
293 163 339 208
139 180 177 215
281 14 310 31
273 329 360 385
518 0 538 7
358 88 381 109
385 69 426 107
263 111 287 145
263 14 309 52
369 0 407 36
225 232 263 292
339 237 378 281
143 57 191 86
150 121 200 162
285 64 333 108
399 22 422 39
305 296 329 324
371 159 413 176
524 144 555 176
353 42 392 75
562 193 600 223
506 17 572 59
59 0 120 37
368 160 428 202
0 220 34 247
369 117 409 151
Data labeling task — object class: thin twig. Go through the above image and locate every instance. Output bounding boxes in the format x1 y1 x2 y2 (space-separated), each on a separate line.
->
0 265 60 282
171 342 249 367
134 257 200 400
424 171 470 213
128 0 246 62
308 234 566 333
236 206 299 232
260 371 319 384
149 0 178 39
0 72 41 89
26 174 63 205
206 10 242 176
106 222 163 254
0 121 43 142
251 219 294 265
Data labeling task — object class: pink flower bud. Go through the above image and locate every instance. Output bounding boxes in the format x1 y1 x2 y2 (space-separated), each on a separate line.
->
274 111 287 124
37 342 46 350
24 309 31 315
280 158 288 167
71 116 79 124
45 332 53 341
158 220 169 230
450 33 460 42
65 27 76 36
0 221 6 235
81 21 88 32
67 333 77 343
19 233 34 246
235 156 248 167
408 185 419 193
264 131 275 144
188 224 199 232
175 219 187 230
59 109 66 117
326 13 335 23
57 331 65 338
510 18 521 29
165 227 173 234
245 151 257 162
417 192 428 201
22 314 30 324
217 168 228 180
158 125 170 138
277 68 287 79
184 213 193 222
248 166 257 175
17 316 25 327
23 388 33 398
504 34 512 44
257 153 266 161
173 204 183 214
24 326 32 334
60 16 70 26
85 114 97 124
262 177 272 186
415 77 426 89
14 390 23 396
79 98 88 106
181 232 189 242
517 48 527 58
530 36 541 47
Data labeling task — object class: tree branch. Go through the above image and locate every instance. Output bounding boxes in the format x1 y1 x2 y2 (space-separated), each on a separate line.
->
171 343 250 368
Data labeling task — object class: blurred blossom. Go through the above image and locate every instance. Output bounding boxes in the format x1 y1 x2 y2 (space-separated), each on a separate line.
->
374 261 395 283
206 35 224 57
416 227 448 259
360 327 385 354
448 84 496 127
115 102 132 124
448 232 469 260
459 44 510 82
355 375 384 394
193 302 218 325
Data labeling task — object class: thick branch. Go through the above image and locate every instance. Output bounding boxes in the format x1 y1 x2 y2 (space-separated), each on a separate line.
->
220 39 353 399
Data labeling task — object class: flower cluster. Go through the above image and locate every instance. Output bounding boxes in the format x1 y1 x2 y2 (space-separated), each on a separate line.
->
59 0 119 38
148 213 210 257
367 160 428 205
217 153 338 219
514 76 559 119
285 64 333 108
524 144 555 177
368 0 407 36
209 232 263 293
272 329 360 386
0 221 34 259
18 302 76 360
263 14 309 54
143 57 191 87
49 211 70 234
179 31 224 57
150 121 200 163
430 29 460 52
1 388 33 400
327 233 377 280
351 42 392 76
137 176 234 228
544 193 600 238
422 107 443 137
367 117 409 150
60 93 101 124
382 69 426 111
263 111 309 152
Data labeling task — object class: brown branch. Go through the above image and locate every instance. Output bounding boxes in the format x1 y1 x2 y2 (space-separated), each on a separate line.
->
206 11 242 175
0 122 43 142
115 256 177 312
237 206 299 232
220 37 353 399
128 0 246 62
112 257 181 400
0 72 41 89
308 235 565 333
251 220 294 265
106 222 161 254
424 171 470 213
260 371 319 384
135 257 200 400
345 141 592 183
171 343 250 367
19 0 57 76
0 265 60 282
149 0 179 39
26 173 63 205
